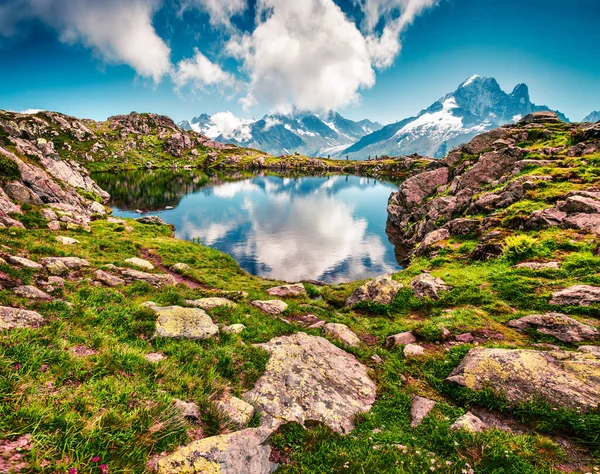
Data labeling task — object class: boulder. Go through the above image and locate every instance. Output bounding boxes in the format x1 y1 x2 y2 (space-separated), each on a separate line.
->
251 300 288 315
410 273 450 300
7 256 42 270
444 218 481 236
222 323 246 334
144 352 167 363
136 216 169 226
243 333 377 434
145 303 219 340
13 285 51 300
185 297 238 310
414 229 450 256
508 313 599 343
152 427 276 474
520 111 561 124
41 257 89 270
579 346 600 357
3 181 43 205
450 412 487 433
215 394 255 429
404 344 425 358
43 259 69 276
410 396 436 428
125 257 154 271
94 270 125 287
0 306 44 329
395 167 449 210
55 236 79 245
514 261 560 270
323 323 361 347
173 399 201 421
121 269 176 287
446 348 600 411
170 263 191 274
266 283 306 297
550 285 600 306
346 274 402 306
385 331 416 347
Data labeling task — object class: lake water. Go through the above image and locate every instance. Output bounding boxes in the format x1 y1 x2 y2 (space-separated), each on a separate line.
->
94 170 402 283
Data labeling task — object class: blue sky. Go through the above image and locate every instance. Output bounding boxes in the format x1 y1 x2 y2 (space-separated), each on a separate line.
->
0 0 598 124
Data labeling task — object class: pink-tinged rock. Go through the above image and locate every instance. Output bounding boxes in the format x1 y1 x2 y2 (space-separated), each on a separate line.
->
267 283 306 297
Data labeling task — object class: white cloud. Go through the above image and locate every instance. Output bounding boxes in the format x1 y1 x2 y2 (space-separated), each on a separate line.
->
181 0 247 27
210 111 253 141
228 0 376 113
172 48 234 90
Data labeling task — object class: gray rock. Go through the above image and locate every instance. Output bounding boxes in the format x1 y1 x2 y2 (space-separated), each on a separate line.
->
125 257 154 270
508 313 599 343
251 300 288 315
13 285 51 299
222 323 246 334
346 274 402 306
410 273 450 300
144 352 167 363
215 394 255 429
514 261 560 270
267 283 306 297
550 285 600 306
55 236 79 245
323 323 361 347
578 346 600 357
450 412 487 433
0 306 44 329
41 257 89 270
410 396 436 427
404 344 425 358
414 229 450 257
173 399 201 421
145 302 219 340
136 216 169 226
94 270 125 287
385 331 416 347
185 297 238 310
7 256 42 270
121 269 176 287
169 263 191 273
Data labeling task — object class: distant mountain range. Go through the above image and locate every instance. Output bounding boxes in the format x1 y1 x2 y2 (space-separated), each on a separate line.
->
178 76 570 160
178 112 382 157
584 110 600 123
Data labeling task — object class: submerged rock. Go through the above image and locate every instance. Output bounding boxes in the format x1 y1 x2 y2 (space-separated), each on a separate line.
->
0 306 44 329
446 348 600 411
267 283 306 297
550 285 600 306
346 274 402 306
508 313 599 343
251 300 288 315
323 323 361 347
243 332 377 434
145 302 219 340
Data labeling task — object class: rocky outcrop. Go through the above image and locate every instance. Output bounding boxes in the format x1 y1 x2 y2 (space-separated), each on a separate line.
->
446 348 600 411
386 331 416 347
346 274 402 305
508 313 599 342
550 285 600 307
410 273 450 300
0 306 44 329
243 333 377 434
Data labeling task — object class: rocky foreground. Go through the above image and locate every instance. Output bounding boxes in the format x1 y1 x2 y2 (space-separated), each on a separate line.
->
0 110 599 473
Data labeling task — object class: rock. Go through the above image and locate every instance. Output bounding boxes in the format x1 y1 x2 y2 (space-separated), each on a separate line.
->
71 345 98 357
345 274 402 306
564 213 600 235
121 269 176 287
323 323 361 347
524 208 566 230
470 242 503 261
145 352 167 363
371 354 383 364
550 285 600 306
41 257 89 270
395 167 449 211
455 333 474 343
185 297 238 310
446 348 600 411
170 263 190 273
55 236 79 245
7 256 42 270
450 412 487 433
13 285 51 300
410 396 436 427
0 306 44 329
94 270 125 287
215 394 255 429
222 323 246 334
508 313 599 343
243 333 377 434
251 300 288 315
173 399 201 421
410 273 450 300
145 303 219 340
267 283 306 297
414 229 450 256
404 344 425 358
152 427 276 474
4 181 43 205
385 331 416 347
578 346 600 357
47 220 61 231
136 215 169 226
520 111 561 124
125 257 154 271
444 218 481 236
43 259 69 276
514 261 560 270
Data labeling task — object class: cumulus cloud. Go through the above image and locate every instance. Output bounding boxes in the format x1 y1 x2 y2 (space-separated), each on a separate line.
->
172 48 234 91
181 0 247 27
210 111 253 141
1 0 171 83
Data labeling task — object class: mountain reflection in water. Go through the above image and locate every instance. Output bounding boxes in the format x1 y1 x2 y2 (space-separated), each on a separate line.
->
95 171 402 283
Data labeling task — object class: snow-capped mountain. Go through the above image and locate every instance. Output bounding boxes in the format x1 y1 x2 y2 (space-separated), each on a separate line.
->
178 111 382 157
341 76 569 159
583 111 600 123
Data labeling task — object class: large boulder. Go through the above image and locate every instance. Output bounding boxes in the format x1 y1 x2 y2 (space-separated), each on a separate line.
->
508 313 599 343
446 348 600 411
251 300 288 315
0 306 44 329
266 283 306 297
410 273 450 300
323 323 361 347
185 297 237 310
121 269 176 287
550 285 600 306
145 303 219 340
346 274 402 306
243 333 377 434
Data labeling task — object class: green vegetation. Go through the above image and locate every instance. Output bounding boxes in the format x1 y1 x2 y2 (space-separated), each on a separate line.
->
0 153 21 183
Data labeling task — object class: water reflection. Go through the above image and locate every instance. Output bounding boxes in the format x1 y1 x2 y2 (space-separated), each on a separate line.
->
98 171 402 283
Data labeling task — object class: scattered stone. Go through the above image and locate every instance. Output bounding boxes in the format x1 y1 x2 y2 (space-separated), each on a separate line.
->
152 427 276 474
136 215 169 226
410 273 450 300
323 323 361 347
222 323 246 334
243 333 377 434
173 399 201 421
169 263 190 273
385 331 416 347
145 302 219 340
455 333 474 343
251 300 288 315
345 274 402 306
403 344 425 358
267 283 306 297
450 412 487 433
41 257 89 270
0 306 44 329
514 261 560 270
185 297 237 310
145 352 167 363
55 236 79 245
46 276 65 287
121 269 176 287
446 347 600 411
7 256 42 270
13 285 51 300
43 259 69 276
125 257 155 271
508 313 600 343
410 396 436 427
215 394 255 429
371 354 383 364
550 285 600 306
71 345 98 357
94 270 125 287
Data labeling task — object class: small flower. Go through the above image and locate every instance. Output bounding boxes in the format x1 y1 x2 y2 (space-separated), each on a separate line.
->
69 469 77 474
91 456 101 462
14 363 22 370
99 465 108 473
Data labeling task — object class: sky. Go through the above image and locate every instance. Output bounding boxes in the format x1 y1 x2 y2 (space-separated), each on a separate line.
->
0 0 599 125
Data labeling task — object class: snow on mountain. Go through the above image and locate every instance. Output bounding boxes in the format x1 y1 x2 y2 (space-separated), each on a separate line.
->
342 76 569 160
177 112 382 157
583 110 600 123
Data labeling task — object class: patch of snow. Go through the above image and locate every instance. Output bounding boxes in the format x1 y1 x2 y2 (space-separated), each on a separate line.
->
511 114 522 123
324 121 340 134
263 116 281 131
461 75 481 87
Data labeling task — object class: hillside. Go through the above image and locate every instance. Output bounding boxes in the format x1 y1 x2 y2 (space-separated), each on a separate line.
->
0 109 599 473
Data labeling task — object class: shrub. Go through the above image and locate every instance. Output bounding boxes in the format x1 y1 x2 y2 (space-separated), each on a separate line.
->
0 155 20 183
502 235 537 263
